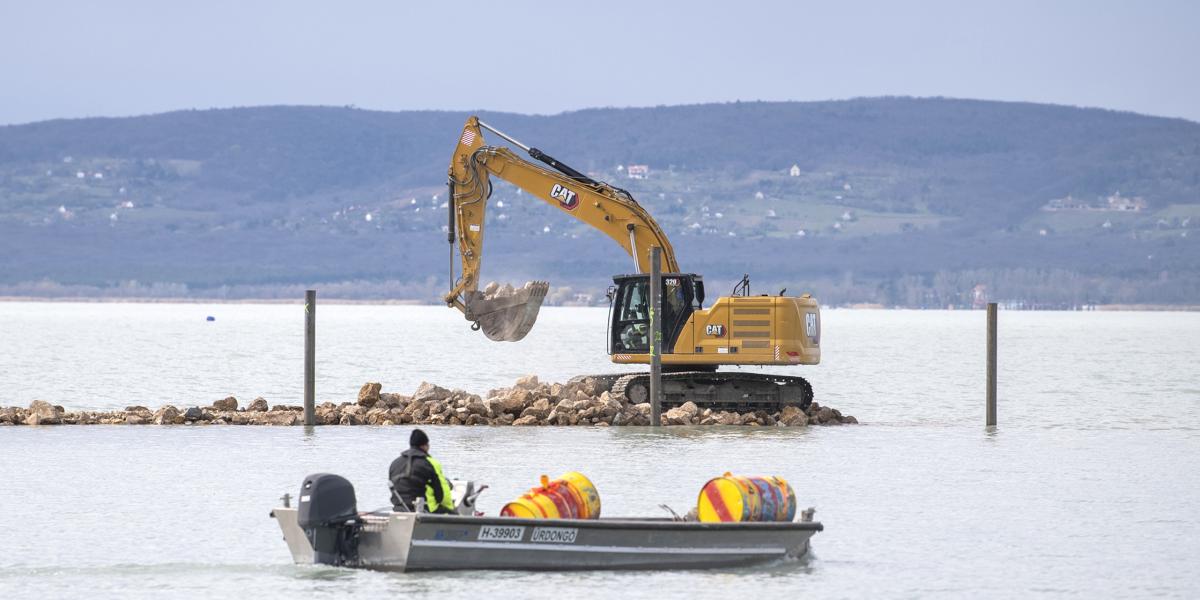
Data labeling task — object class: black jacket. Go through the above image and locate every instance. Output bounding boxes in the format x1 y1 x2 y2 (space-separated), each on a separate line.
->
388 448 446 511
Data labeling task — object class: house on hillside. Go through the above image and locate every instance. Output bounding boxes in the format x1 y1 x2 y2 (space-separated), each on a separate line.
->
1043 192 1146 212
1043 195 1089 211
789 164 801 177
627 165 649 179
972 284 988 309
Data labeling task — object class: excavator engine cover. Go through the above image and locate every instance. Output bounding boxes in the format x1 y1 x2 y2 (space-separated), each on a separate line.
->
464 281 549 342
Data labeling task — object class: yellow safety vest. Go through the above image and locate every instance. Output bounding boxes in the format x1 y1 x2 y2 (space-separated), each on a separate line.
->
425 455 455 512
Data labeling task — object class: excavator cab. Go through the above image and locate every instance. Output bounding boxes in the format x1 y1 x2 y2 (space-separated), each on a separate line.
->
608 273 703 355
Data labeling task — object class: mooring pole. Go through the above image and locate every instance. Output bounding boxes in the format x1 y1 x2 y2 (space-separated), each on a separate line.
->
649 246 663 426
986 302 997 427
304 289 316 427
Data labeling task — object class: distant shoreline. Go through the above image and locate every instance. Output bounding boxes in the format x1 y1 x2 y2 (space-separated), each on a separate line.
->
1 296 1197 311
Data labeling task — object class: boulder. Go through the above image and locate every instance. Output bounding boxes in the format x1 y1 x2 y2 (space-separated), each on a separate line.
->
599 393 623 418
0 407 20 425
817 407 835 424
153 405 181 425
357 382 383 407
779 405 809 427
514 374 540 390
464 396 488 416
721 411 741 426
183 407 204 422
365 408 391 425
315 405 340 425
413 382 451 403
339 413 363 426
677 401 700 419
483 396 506 418
500 389 532 414
125 414 148 425
520 397 552 421
379 393 408 409
246 397 269 412
663 406 693 426
212 396 238 411
842 415 859 424
512 415 540 426
25 400 62 425
576 377 600 396
263 412 298 426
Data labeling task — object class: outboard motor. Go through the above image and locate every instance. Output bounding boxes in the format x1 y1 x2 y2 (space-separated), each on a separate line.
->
297 473 360 566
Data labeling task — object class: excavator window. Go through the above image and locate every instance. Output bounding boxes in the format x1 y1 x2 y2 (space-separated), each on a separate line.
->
609 275 698 355
613 280 650 353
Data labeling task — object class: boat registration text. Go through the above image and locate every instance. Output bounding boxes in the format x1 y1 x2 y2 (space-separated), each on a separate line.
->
478 525 525 541
531 527 578 544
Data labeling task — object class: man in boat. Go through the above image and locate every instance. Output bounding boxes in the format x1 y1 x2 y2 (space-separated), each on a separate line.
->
389 429 455 513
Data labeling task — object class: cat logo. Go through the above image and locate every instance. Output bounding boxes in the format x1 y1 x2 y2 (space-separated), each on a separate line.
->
550 184 579 210
705 324 726 337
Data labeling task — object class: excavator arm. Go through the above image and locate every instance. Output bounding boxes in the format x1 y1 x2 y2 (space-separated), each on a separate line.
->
445 116 679 341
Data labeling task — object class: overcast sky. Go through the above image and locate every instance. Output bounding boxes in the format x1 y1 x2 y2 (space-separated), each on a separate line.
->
1 0 1197 125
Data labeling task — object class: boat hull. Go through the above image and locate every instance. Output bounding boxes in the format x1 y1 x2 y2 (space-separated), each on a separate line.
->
272 509 821 571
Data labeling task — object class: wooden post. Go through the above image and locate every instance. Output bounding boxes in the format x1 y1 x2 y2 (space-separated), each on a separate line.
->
304 289 316 427
986 302 997 427
649 246 663 426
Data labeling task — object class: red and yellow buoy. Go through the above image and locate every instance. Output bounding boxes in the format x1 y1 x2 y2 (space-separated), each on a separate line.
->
696 473 797 522
501 472 601 519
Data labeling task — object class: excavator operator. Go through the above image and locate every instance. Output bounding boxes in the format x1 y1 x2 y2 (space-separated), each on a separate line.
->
389 429 455 513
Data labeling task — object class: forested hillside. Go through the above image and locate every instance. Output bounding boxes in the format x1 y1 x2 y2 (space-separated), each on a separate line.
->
1 98 1198 305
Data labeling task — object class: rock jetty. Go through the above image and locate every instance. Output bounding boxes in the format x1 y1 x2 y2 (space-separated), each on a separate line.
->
1 375 857 427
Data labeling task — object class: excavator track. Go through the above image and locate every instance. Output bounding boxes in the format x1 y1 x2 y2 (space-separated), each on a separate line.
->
570 371 813 412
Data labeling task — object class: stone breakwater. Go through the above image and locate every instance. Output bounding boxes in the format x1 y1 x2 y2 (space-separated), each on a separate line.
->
1 375 857 427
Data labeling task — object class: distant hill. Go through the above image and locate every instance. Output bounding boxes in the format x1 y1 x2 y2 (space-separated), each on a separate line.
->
1 98 1198 306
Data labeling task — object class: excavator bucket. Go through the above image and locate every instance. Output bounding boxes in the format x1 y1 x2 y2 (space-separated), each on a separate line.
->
463 281 550 342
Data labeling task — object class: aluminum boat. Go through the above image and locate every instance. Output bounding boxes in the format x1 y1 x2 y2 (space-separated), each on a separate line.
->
270 473 822 571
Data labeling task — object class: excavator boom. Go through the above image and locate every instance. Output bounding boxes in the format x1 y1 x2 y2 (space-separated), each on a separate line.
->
445 116 678 340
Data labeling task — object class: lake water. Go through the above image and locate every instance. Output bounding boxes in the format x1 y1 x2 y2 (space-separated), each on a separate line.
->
1 303 1198 598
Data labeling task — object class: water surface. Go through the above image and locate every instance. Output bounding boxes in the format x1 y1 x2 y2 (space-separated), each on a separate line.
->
1 304 1197 598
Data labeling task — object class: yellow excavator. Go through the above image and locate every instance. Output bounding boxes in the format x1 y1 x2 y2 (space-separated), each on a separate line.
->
444 116 821 409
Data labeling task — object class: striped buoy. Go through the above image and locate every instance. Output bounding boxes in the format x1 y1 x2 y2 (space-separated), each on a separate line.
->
696 473 797 522
501 472 601 519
